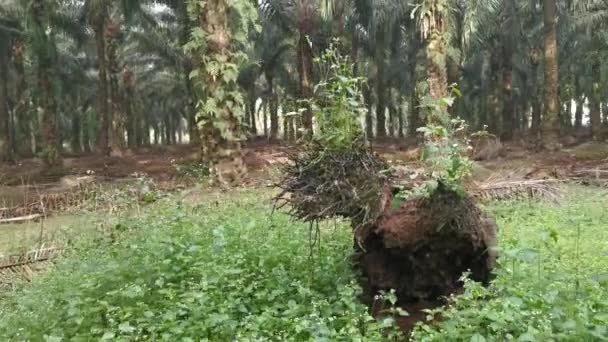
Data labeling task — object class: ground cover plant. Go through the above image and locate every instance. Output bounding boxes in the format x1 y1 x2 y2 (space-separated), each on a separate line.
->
0 185 606 340
413 186 608 341
0 189 399 341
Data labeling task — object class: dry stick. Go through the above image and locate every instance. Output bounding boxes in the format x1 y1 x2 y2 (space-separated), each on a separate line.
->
37 188 47 251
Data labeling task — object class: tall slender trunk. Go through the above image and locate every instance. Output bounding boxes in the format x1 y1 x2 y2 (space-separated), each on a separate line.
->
262 100 268 137
12 39 30 156
425 5 449 107
590 61 602 139
375 30 387 138
179 1 199 146
0 44 13 162
407 41 422 136
123 68 137 148
32 0 60 167
351 24 359 76
94 16 110 156
531 98 542 135
388 89 395 137
153 124 159 144
297 33 313 134
574 97 583 130
363 84 373 139
501 45 514 141
267 75 278 140
397 97 404 138
541 0 560 148
487 50 501 134
164 114 172 145
82 108 91 153
71 100 82 153
562 102 572 132
107 18 126 155
248 94 257 136
408 91 420 136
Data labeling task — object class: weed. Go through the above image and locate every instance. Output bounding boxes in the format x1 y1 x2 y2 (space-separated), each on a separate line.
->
0 190 396 340
1 186 606 341
411 186 608 341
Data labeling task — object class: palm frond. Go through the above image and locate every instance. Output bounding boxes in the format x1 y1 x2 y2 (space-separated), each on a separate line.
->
471 179 563 203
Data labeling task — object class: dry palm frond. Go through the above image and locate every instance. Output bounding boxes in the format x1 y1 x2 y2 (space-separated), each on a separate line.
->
567 167 608 188
0 246 62 287
470 179 563 203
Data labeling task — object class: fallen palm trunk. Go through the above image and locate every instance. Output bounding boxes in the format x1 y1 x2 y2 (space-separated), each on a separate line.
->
355 184 497 302
276 144 498 305
0 214 42 224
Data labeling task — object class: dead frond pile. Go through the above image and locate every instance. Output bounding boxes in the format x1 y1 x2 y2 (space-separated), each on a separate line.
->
471 178 563 202
0 246 62 288
275 142 390 230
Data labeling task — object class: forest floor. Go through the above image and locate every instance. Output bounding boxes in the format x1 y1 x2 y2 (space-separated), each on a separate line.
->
1 138 607 188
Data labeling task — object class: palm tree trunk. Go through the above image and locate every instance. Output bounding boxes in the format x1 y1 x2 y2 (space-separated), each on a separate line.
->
501 46 514 141
574 97 583 130
268 76 278 140
71 103 81 153
531 98 542 135
262 100 268 137
249 95 257 136
363 84 373 139
541 0 560 148
398 98 404 138
179 1 199 146
388 92 395 137
83 108 92 153
425 4 449 105
0 45 13 162
31 0 60 167
409 88 421 136
351 24 359 76
123 68 137 148
297 33 313 134
590 94 601 139
488 50 501 134
94 17 110 156
12 39 30 157
107 19 126 156
590 61 602 139
375 31 386 138
196 0 247 184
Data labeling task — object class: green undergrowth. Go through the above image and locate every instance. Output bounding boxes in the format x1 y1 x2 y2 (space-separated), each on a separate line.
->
413 186 608 341
0 189 396 341
0 186 607 341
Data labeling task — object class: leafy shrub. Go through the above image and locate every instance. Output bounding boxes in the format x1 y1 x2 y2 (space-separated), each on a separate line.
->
398 86 473 200
310 43 367 150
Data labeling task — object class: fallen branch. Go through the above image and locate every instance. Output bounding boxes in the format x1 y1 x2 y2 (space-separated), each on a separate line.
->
0 213 42 224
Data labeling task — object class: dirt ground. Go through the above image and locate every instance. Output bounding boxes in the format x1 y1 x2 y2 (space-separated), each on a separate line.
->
0 139 606 207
